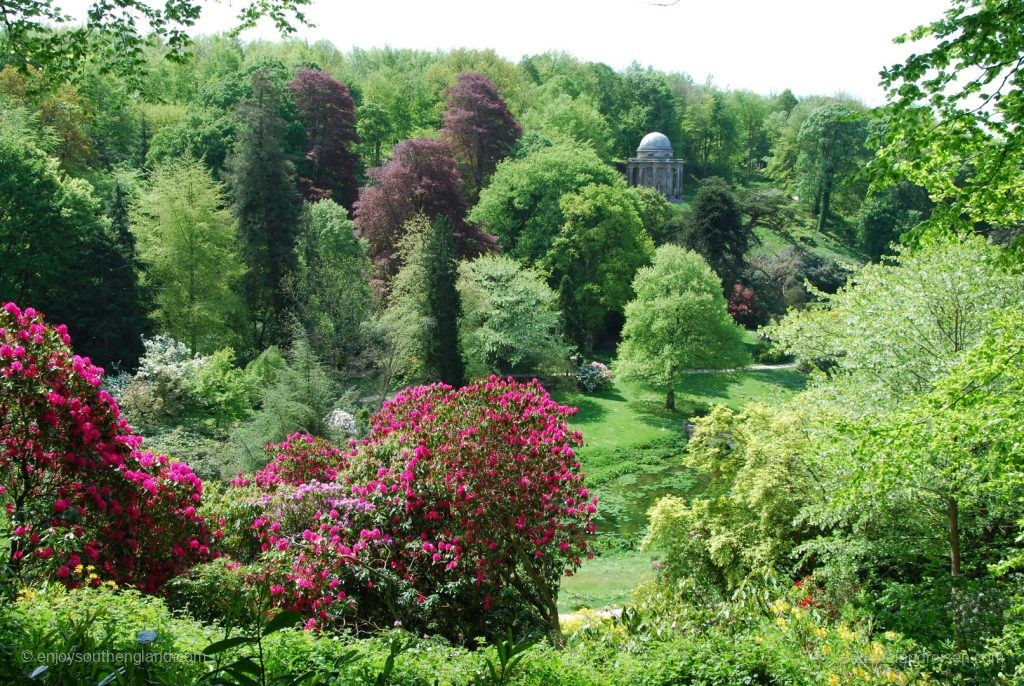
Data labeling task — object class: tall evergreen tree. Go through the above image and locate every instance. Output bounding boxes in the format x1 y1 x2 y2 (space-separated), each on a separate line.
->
558 274 585 351
382 215 465 386
422 217 465 387
84 179 151 369
682 177 749 291
228 67 303 351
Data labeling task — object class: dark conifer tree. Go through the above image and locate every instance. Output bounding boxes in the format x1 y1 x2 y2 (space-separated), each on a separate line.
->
227 68 303 350
683 177 749 291
558 274 585 352
422 217 465 387
72 221 151 371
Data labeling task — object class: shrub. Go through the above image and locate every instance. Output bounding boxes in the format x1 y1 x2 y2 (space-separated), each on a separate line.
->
0 302 212 593
727 282 762 328
234 378 597 643
570 354 614 393
251 433 350 491
0 586 211 684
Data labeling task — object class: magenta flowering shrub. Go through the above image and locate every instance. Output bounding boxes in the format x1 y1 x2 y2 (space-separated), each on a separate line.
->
251 433 349 491
237 376 597 640
728 282 760 328
0 302 212 593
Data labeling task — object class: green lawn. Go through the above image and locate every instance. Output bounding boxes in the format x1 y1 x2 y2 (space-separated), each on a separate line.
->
559 550 657 613
554 364 806 612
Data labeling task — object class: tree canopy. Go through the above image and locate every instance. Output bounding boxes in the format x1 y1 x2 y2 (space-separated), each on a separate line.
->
872 0 1024 259
617 245 747 409
469 144 622 264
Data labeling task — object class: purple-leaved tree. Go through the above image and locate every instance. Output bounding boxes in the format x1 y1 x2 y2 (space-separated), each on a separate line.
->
442 72 522 199
288 68 361 209
354 138 496 278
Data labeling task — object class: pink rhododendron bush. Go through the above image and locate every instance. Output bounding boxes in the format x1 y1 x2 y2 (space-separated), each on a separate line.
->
224 378 597 641
0 303 212 592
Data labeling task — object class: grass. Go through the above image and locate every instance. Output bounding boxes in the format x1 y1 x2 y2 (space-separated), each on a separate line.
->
753 223 865 266
559 550 657 613
553 361 807 612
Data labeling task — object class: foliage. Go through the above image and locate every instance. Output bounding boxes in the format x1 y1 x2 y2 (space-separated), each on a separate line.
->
230 337 337 471
458 255 569 377
0 122 149 370
0 0 310 87
681 177 749 288
290 200 374 373
0 303 211 593
0 580 935 686
626 185 674 245
795 104 868 231
442 72 522 199
187 347 258 429
611 68 684 163
146 105 238 173
469 144 623 263
235 378 595 643
354 138 496 277
0 585 211 685
419 218 466 387
727 283 760 328
544 184 655 353
288 67 361 208
251 434 349 491
227 66 303 351
683 90 739 178
856 182 932 261
380 216 466 385
118 334 205 430
643 405 816 597
872 0 1024 260
132 154 245 354
737 187 797 234
765 235 1023 398
522 91 614 160
616 245 747 409
797 310 1024 652
356 101 391 167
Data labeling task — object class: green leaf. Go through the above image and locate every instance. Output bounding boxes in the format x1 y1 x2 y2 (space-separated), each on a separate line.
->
202 635 256 655
262 610 303 636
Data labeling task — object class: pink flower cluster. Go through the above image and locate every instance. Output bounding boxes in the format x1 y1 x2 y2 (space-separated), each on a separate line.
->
239 376 597 629
252 434 349 491
0 302 213 592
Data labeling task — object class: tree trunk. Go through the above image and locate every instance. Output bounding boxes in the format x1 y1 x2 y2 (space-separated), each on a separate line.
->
666 387 676 410
817 178 833 231
948 496 961 576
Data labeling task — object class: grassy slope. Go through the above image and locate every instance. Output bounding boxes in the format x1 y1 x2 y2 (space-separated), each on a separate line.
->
554 365 805 612
556 183 857 612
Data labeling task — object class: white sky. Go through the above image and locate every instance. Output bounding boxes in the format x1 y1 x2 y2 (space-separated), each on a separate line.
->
57 0 951 105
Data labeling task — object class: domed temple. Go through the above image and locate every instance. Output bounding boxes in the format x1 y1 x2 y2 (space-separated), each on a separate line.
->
626 132 685 202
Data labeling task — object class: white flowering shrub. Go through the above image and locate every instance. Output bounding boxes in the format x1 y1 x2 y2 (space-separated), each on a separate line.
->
571 354 614 393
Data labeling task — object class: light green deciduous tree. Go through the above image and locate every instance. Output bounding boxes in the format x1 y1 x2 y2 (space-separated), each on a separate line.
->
131 154 244 354
616 245 746 409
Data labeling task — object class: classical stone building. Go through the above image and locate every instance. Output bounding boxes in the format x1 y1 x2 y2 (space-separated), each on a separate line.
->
626 131 685 202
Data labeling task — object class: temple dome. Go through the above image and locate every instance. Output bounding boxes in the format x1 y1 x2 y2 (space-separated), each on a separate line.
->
637 131 673 155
